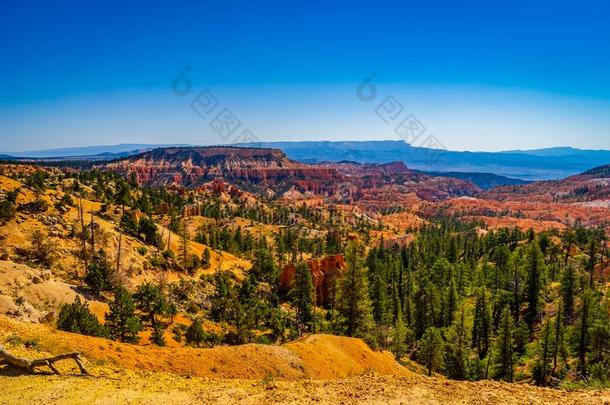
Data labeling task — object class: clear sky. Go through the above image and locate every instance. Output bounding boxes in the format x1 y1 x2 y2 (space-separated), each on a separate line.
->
1 0 609 152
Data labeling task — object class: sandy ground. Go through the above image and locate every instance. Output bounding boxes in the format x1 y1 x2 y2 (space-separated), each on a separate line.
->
2 369 610 404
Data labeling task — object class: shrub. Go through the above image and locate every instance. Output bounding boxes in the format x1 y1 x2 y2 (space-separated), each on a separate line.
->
57 296 107 337
30 230 56 267
59 193 74 206
4 333 23 346
19 199 48 213
0 200 16 222
120 212 139 236
185 318 206 347
201 247 211 269
139 216 162 247
84 250 113 294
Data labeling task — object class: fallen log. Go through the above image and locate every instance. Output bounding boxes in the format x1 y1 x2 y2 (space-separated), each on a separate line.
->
0 344 89 375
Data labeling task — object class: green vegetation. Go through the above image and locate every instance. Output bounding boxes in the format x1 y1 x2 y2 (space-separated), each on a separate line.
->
105 286 142 343
28 167 608 388
57 296 107 337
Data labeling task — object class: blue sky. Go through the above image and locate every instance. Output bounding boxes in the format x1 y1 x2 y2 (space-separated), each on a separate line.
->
1 0 609 152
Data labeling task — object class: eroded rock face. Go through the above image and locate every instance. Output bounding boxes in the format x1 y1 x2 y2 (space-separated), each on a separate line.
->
279 255 346 305
99 146 341 190
96 147 480 208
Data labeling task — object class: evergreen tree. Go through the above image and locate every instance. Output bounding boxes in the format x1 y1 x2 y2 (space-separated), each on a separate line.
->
290 261 314 333
445 278 458 327
114 180 131 213
472 288 491 358
391 301 409 360
560 264 576 322
551 300 565 377
513 318 530 355
418 327 445 376
250 247 278 284
368 255 390 326
105 286 141 343
84 249 113 294
533 320 553 386
524 243 545 328
444 307 468 380
576 289 591 378
336 241 374 338
120 211 139 235
586 239 597 288
139 216 162 248
57 296 106 337
152 322 166 346
134 282 170 346
493 305 514 382
179 225 192 272
202 247 211 269
186 318 206 347
0 199 16 222
588 321 610 369
508 248 525 323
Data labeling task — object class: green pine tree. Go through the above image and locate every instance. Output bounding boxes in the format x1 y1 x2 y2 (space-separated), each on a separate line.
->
290 261 314 333
472 288 491 358
57 296 106 337
493 305 514 382
105 286 142 343
418 327 445 376
186 318 206 347
391 301 410 360
336 240 374 338
524 243 545 328
560 264 576 322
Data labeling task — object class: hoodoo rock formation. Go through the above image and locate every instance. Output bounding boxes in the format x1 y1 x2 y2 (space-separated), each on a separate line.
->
280 255 346 305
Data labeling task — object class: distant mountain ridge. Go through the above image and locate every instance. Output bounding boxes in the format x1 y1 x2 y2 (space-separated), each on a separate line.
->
482 162 610 203
235 141 610 181
2 143 187 158
3 141 609 181
499 146 610 157
422 171 529 190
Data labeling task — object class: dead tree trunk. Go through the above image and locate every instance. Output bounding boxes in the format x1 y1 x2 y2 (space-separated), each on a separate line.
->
0 345 90 375
90 212 95 255
79 197 88 279
116 232 122 274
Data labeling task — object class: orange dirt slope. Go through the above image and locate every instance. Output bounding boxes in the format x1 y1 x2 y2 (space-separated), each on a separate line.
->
0 315 409 380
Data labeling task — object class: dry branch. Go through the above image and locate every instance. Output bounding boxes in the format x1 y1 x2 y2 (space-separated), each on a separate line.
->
0 344 89 375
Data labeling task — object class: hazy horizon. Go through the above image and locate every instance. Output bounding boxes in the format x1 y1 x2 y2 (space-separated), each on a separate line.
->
3 139 610 156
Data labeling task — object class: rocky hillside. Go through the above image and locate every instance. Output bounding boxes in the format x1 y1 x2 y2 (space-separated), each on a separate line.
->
99 147 480 209
482 163 610 203
422 163 610 232
100 146 340 190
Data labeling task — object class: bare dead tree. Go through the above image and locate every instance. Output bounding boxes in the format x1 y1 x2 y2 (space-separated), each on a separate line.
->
0 345 89 375
166 226 172 252
79 196 88 278
116 232 122 275
90 212 95 255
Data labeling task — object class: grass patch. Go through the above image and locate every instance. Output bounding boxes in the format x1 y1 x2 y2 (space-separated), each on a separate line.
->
4 333 23 346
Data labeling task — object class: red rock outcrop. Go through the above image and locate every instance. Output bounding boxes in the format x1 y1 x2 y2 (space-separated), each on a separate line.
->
279 255 346 305
97 147 343 200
